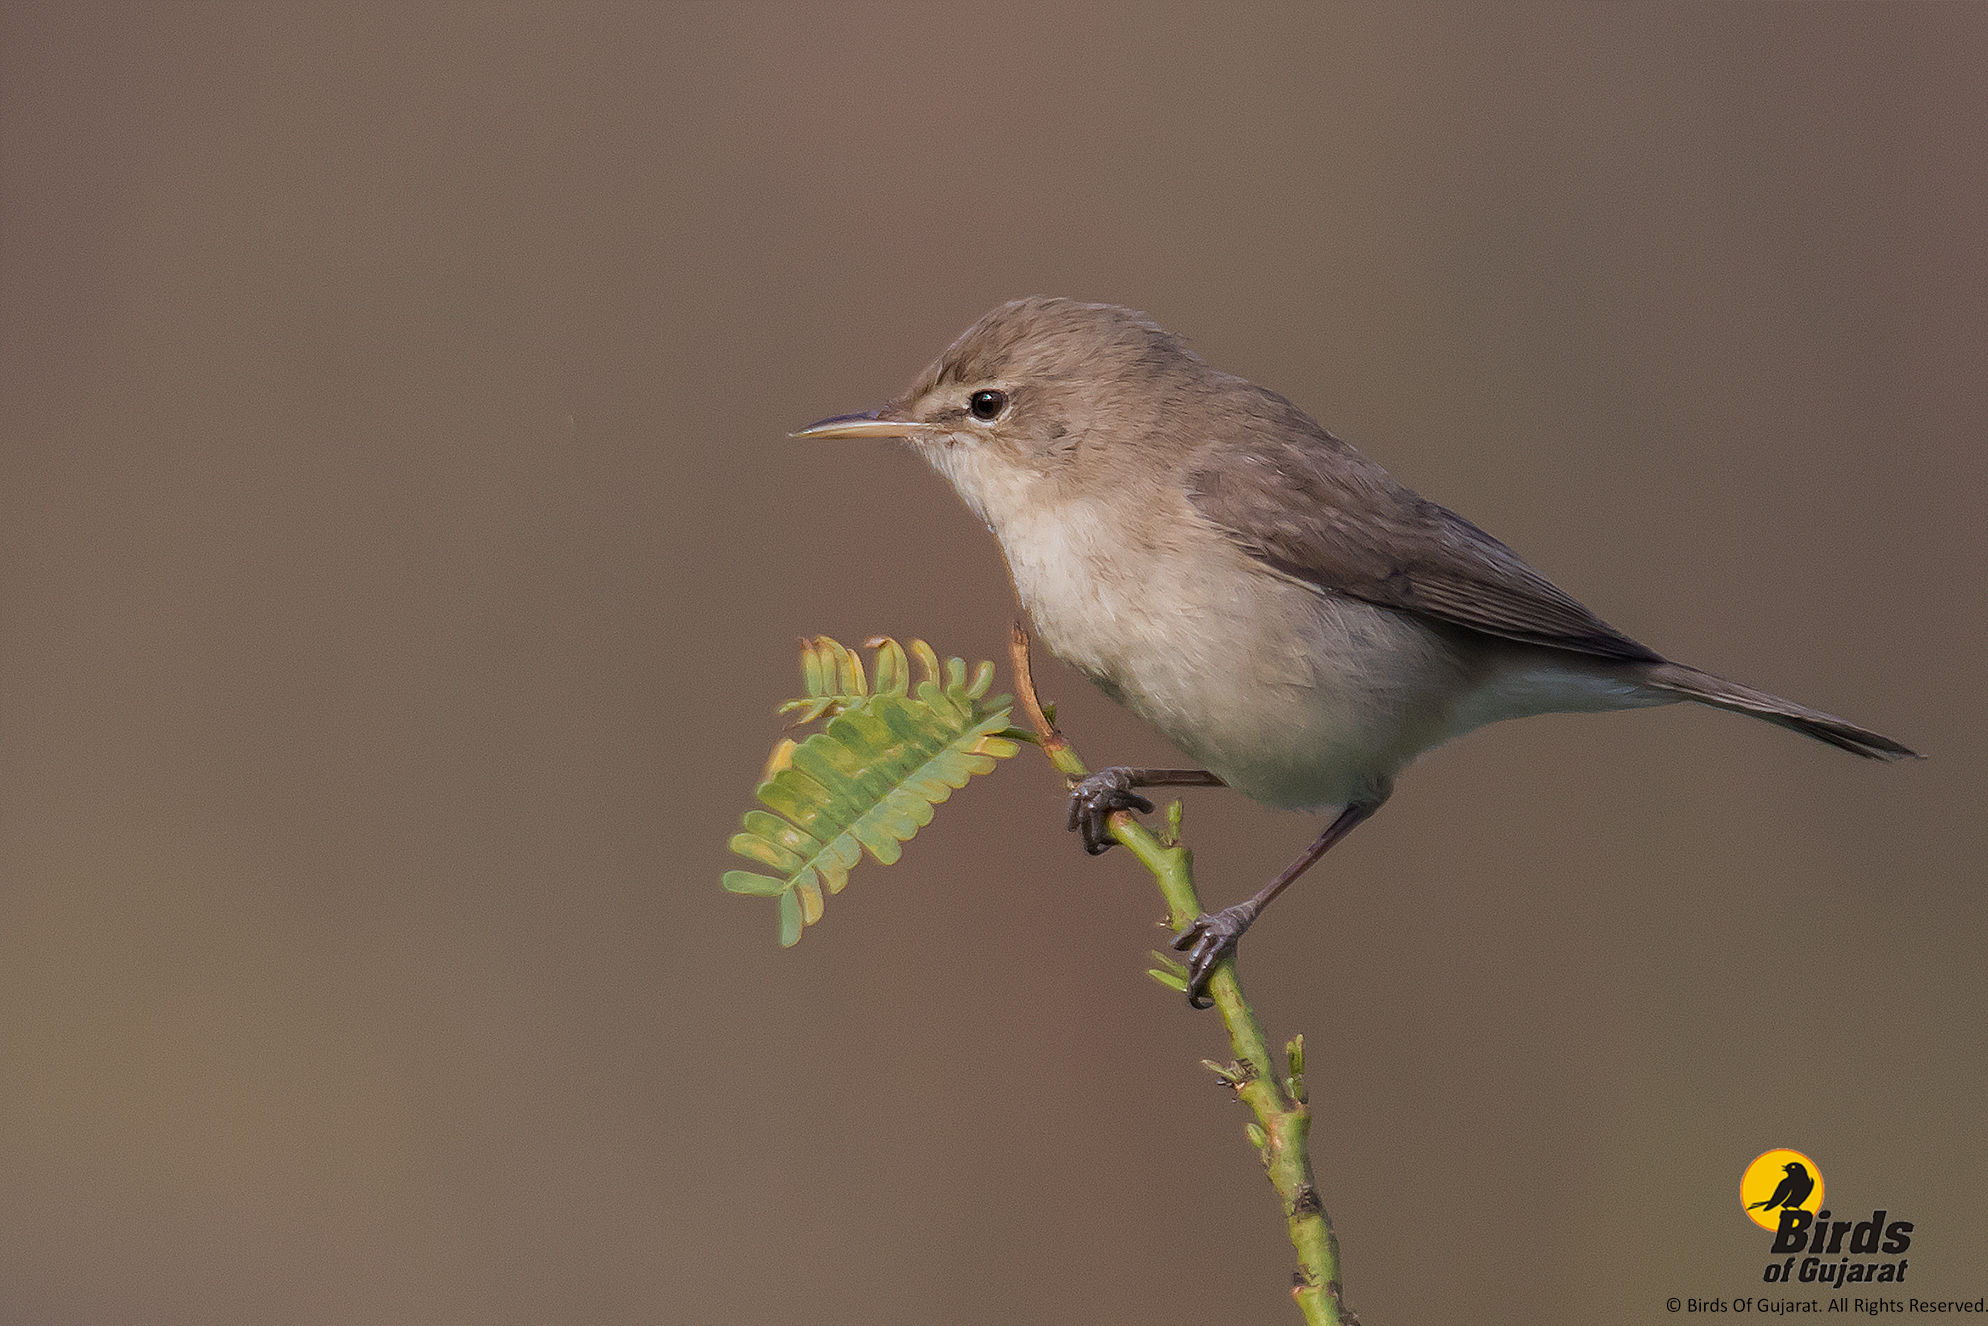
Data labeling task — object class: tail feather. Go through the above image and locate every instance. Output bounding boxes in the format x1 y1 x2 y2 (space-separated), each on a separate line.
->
1640 662 1922 761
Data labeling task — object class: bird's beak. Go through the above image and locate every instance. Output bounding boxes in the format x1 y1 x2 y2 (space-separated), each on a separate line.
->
790 409 927 440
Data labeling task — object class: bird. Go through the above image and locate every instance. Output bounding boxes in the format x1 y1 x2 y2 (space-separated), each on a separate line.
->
1749 1162 1816 1212
795 297 1920 1006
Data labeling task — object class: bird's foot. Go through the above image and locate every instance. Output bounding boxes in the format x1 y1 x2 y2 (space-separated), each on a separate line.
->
1171 901 1261 1009
1066 767 1155 855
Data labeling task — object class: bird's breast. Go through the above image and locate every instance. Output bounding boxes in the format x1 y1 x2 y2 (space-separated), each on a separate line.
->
992 496 1480 810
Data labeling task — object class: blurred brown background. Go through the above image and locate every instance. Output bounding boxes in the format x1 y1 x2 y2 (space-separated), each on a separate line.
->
3 4 1983 1323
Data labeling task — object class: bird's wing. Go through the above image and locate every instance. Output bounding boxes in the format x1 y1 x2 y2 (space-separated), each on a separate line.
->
1187 430 1664 662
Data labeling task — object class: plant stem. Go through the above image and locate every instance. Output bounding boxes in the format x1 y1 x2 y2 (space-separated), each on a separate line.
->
1006 625 1354 1325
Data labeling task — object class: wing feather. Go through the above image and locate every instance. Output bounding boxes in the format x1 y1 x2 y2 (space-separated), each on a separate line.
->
1187 428 1663 663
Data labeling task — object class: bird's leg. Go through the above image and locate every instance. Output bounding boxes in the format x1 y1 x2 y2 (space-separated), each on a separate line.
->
1067 768 1227 854
1172 797 1384 1009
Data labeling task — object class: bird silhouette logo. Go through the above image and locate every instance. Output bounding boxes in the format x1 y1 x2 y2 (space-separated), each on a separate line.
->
1748 1162 1815 1212
1740 1149 1825 1232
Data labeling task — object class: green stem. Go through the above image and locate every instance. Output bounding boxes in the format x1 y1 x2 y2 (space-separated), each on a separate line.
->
1008 627 1351 1325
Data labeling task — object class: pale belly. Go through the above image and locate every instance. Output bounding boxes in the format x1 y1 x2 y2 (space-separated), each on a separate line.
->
999 499 1675 811
1004 511 1483 809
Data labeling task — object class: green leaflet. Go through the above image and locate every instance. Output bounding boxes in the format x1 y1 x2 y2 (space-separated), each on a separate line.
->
724 636 1019 945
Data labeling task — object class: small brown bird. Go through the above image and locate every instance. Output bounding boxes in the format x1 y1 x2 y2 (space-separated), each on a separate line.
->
797 297 1919 1006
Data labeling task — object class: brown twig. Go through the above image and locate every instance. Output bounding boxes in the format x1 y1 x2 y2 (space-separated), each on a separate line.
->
1007 620 1073 764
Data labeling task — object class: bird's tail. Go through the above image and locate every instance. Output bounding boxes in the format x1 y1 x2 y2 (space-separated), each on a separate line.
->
1639 662 1921 761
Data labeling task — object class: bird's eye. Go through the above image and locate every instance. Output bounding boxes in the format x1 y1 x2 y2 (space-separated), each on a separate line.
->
968 389 1007 421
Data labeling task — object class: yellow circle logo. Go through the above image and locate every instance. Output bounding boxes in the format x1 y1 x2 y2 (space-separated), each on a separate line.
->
1740 1148 1825 1232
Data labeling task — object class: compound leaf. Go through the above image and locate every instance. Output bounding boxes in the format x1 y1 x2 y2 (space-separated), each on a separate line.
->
726 636 1018 945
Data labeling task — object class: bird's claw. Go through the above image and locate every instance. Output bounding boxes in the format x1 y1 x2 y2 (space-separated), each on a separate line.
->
1171 902 1259 1009
1066 768 1156 855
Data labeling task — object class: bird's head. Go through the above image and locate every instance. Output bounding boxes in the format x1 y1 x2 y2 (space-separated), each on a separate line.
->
793 297 1207 529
